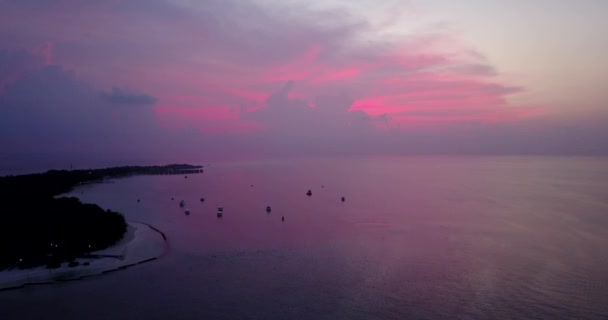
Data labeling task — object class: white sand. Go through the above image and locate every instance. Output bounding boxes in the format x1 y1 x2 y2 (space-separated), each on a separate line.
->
0 221 166 291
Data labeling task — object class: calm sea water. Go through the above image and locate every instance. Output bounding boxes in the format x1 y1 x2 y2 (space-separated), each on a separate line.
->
2 156 608 320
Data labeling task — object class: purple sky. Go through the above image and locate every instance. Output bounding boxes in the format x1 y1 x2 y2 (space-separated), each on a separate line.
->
1 0 607 169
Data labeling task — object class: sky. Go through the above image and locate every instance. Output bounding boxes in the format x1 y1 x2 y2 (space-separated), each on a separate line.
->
1 0 607 169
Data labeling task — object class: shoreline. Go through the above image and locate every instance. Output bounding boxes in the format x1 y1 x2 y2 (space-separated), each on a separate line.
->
0 221 167 291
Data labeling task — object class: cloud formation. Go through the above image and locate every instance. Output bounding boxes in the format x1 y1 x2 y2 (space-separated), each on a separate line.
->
0 54 168 158
100 87 158 106
0 0 607 171
0 0 530 128
0 49 45 93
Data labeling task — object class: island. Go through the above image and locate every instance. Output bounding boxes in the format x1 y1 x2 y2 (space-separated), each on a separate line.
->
0 164 202 283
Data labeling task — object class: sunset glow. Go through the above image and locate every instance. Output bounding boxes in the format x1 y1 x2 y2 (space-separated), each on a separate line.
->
1 0 607 163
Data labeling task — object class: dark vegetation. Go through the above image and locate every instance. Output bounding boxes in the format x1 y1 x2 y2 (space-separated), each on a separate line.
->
0 164 202 270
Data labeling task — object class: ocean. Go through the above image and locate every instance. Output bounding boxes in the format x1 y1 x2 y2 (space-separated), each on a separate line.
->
1 156 608 319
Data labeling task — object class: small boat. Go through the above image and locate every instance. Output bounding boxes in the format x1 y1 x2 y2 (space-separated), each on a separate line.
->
200 197 205 202
306 190 312 196
341 197 345 202
185 209 190 215
266 206 271 213
179 200 185 208
217 206 223 217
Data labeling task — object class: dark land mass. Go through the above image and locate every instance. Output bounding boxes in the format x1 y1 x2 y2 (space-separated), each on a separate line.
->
0 164 202 270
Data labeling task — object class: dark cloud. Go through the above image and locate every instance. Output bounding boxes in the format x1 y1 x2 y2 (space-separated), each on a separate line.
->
100 87 158 106
239 81 387 155
0 50 35 74
0 55 170 159
243 80 374 134
0 49 44 91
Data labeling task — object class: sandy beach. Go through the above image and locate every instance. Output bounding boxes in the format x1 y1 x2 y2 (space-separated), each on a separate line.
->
0 222 167 291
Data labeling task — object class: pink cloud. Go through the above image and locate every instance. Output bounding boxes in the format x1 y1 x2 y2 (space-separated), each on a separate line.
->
1 0 536 131
8 0 601 159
